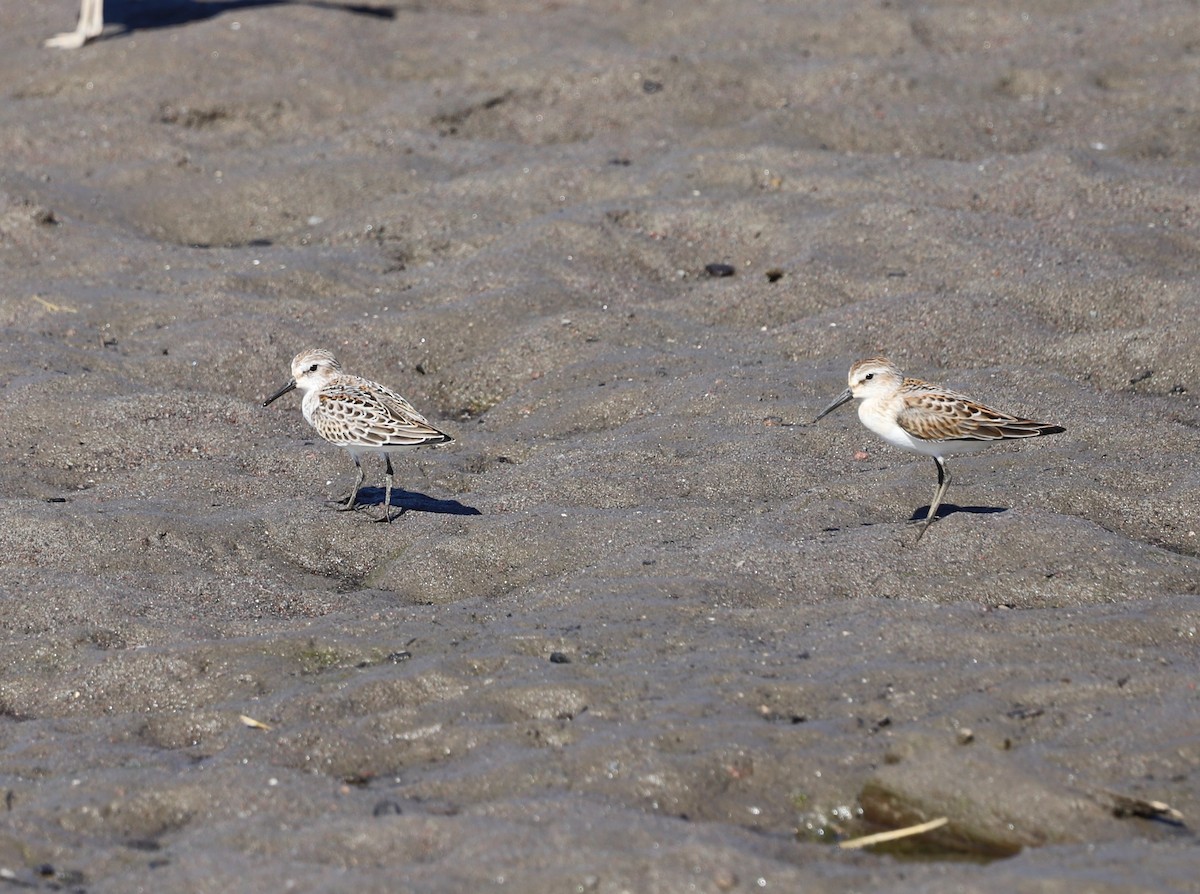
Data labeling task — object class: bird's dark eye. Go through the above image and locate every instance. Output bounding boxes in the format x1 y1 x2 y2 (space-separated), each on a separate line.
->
864 373 874 380
308 364 319 373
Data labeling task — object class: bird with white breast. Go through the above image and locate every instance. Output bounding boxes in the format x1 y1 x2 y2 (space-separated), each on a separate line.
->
814 357 1064 539
264 348 453 523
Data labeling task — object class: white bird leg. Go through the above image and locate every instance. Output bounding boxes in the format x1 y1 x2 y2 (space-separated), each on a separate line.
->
45 0 105 49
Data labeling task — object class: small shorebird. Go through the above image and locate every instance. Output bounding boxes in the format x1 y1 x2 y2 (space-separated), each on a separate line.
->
45 0 104 48
814 357 1064 539
264 348 453 522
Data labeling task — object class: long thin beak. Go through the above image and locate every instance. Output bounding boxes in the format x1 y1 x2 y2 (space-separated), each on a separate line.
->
813 388 853 423
263 379 296 407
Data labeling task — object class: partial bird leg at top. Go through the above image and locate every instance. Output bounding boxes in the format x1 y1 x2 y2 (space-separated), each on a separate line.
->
45 0 104 48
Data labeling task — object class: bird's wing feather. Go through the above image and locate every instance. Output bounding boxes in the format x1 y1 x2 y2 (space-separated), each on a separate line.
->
897 385 1062 443
314 382 452 447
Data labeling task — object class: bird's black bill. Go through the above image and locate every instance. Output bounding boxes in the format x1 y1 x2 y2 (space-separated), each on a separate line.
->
813 388 853 423
263 379 297 407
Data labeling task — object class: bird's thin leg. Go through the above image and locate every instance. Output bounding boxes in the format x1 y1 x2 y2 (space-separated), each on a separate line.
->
44 0 103 48
338 456 366 511
927 465 942 519
375 454 406 523
915 457 950 541
83 0 104 38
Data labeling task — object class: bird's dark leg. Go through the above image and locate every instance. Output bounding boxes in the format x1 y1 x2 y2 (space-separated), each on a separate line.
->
915 456 950 542
338 456 366 511
374 453 406 523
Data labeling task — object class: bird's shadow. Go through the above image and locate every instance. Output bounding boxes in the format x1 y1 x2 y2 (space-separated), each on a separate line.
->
353 487 481 517
95 0 396 38
908 503 1007 523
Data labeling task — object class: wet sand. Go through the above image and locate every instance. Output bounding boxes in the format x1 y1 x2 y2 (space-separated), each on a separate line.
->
1 0 1198 890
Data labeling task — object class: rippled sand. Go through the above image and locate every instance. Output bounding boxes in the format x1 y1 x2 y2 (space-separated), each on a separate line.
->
0 1 1196 890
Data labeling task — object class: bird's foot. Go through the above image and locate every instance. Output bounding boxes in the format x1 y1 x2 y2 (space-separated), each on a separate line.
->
44 30 90 48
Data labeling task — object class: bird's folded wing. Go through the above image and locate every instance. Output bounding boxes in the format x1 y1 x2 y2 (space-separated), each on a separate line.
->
318 385 449 446
897 394 1052 442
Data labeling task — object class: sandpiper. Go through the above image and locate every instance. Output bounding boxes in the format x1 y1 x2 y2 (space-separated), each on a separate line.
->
814 357 1064 539
264 348 453 522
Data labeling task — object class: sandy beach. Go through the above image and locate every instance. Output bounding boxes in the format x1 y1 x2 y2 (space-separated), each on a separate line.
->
1 0 1197 890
